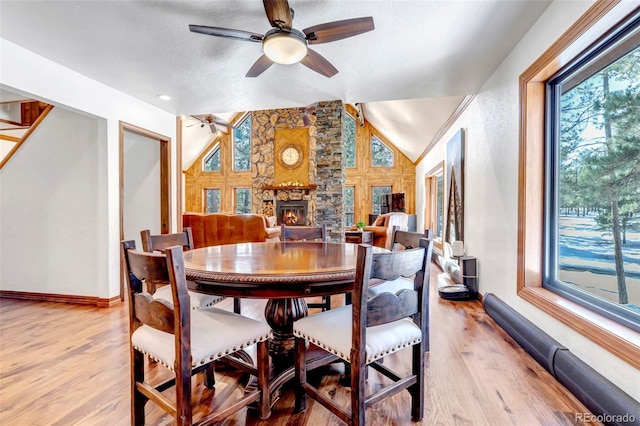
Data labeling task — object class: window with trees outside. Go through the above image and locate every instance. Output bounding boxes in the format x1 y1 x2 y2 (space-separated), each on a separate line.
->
234 115 251 171
519 3 640 366
344 186 355 226
371 135 394 167
546 15 639 330
235 188 251 214
344 113 356 168
372 186 391 215
204 188 220 213
202 143 220 172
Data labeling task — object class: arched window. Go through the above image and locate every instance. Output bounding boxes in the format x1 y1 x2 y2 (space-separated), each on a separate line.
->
202 142 220 172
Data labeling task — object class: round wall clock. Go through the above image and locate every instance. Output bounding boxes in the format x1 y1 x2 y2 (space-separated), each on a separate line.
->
280 144 303 169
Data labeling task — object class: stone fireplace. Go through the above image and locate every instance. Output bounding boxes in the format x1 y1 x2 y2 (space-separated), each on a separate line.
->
276 200 308 225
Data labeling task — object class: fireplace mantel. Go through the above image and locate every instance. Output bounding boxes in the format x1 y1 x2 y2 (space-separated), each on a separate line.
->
262 184 317 191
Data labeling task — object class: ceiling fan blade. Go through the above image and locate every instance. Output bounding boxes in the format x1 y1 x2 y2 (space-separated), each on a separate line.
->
212 120 236 130
246 54 275 78
300 49 338 78
187 115 205 125
303 17 374 44
189 25 263 42
263 0 292 30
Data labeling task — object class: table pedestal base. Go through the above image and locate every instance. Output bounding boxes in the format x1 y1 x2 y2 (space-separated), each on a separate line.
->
246 297 339 409
264 297 308 361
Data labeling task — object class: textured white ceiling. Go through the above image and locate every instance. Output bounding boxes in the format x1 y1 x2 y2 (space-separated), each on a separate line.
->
0 1 551 164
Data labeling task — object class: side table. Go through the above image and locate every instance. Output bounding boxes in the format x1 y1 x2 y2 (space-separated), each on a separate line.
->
344 230 373 244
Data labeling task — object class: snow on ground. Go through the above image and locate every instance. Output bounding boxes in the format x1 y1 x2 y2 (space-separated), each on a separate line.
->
558 215 639 310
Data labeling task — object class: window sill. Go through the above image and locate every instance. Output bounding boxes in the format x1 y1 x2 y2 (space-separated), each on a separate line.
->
518 286 640 369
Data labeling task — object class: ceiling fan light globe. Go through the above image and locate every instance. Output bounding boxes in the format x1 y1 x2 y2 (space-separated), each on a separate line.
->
263 30 308 65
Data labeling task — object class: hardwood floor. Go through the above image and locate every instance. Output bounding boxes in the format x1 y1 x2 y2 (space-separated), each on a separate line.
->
0 266 599 425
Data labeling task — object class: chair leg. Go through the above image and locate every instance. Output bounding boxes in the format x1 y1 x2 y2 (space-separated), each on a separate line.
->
132 349 146 426
345 292 352 305
256 340 271 420
175 356 193 425
410 342 425 420
294 337 307 413
322 295 331 311
204 362 215 389
233 298 241 314
351 359 366 426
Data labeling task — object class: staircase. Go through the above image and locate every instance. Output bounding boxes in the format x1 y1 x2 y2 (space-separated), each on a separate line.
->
0 99 52 168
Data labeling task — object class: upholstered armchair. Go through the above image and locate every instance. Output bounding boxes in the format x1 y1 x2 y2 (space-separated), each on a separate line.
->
363 212 409 249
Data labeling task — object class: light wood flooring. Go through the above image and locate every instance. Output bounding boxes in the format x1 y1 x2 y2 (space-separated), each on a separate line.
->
0 266 599 425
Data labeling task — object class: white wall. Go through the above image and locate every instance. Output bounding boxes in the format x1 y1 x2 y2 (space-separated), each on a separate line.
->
416 1 640 399
123 131 161 249
1 108 106 296
0 38 177 299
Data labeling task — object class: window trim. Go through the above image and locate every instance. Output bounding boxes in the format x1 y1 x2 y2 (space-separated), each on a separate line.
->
518 0 640 368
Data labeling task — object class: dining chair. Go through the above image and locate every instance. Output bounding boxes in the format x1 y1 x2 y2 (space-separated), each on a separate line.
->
280 223 327 242
368 226 434 351
293 240 430 425
280 224 332 311
140 228 241 314
121 240 271 425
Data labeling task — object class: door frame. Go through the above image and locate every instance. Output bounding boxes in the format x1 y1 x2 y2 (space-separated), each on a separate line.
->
119 121 171 300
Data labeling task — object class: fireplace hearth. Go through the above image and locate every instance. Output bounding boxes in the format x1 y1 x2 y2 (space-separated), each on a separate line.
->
276 200 308 226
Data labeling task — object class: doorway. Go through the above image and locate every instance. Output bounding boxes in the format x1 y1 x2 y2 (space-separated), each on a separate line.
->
119 121 171 300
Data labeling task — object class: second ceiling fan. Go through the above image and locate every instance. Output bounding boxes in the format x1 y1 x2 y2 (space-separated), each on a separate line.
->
189 0 374 78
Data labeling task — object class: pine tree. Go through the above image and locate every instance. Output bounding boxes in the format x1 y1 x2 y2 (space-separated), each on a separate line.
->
560 48 640 304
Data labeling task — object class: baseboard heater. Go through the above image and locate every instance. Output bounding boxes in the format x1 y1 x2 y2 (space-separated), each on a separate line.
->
483 293 640 425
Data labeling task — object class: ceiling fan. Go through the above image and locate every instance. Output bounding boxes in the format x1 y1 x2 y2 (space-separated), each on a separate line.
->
187 114 235 134
189 0 374 78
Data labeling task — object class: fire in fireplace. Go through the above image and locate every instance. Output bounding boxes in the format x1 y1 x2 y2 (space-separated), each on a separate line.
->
276 200 308 226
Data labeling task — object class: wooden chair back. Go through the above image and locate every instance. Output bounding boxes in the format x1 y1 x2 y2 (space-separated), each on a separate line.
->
122 241 188 336
140 227 194 252
353 240 430 332
140 227 243 314
389 228 434 350
138 228 193 294
280 224 327 242
280 223 330 310
390 226 433 250
305 239 432 424
121 240 271 424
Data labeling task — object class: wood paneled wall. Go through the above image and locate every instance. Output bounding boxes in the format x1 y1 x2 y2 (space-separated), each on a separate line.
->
344 104 416 222
184 105 416 219
183 127 252 213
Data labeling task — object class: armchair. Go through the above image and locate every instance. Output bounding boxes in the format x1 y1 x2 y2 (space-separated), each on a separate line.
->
362 212 409 249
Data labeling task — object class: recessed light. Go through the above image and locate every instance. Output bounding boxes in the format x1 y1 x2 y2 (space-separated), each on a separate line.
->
156 94 171 101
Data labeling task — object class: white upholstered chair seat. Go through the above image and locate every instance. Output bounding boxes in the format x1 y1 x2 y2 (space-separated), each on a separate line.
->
367 276 414 298
293 305 421 365
132 306 271 370
153 284 225 310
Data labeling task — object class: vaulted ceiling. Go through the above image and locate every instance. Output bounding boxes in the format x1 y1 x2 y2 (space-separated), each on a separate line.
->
0 0 551 165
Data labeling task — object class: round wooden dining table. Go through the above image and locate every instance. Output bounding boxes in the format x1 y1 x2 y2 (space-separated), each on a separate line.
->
183 241 386 397
183 241 387 353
